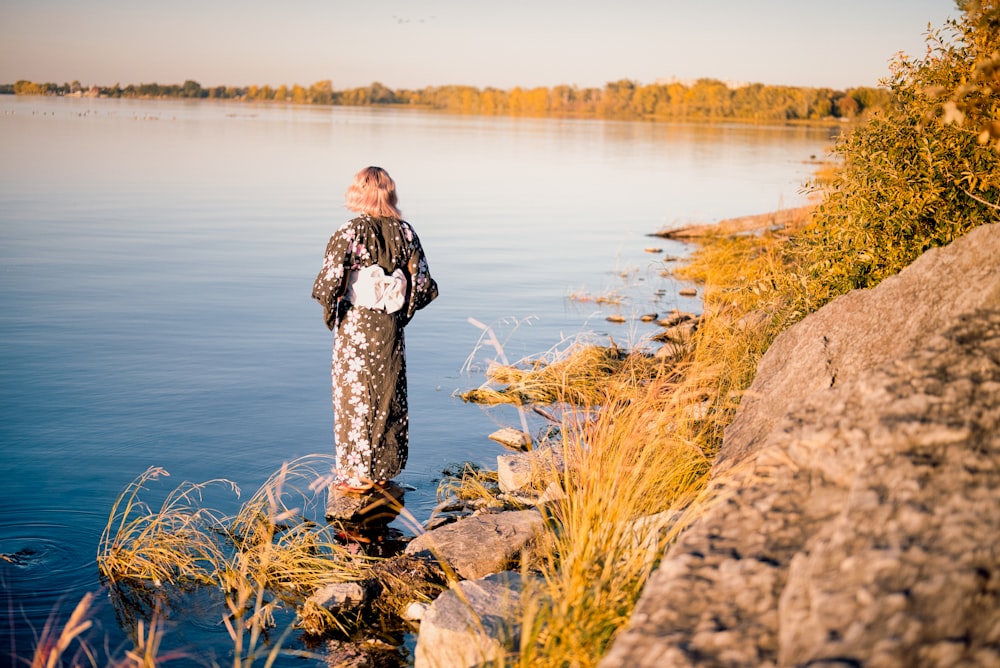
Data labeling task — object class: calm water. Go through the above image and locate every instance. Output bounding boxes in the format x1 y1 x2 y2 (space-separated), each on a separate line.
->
0 95 835 662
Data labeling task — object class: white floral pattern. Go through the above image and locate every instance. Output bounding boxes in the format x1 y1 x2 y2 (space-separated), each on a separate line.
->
312 215 438 487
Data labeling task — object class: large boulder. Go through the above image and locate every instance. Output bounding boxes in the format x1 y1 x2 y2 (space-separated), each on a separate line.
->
600 224 1000 667
719 222 1000 472
405 509 545 580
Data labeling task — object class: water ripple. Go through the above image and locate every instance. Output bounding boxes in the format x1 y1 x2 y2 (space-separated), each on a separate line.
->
0 506 106 635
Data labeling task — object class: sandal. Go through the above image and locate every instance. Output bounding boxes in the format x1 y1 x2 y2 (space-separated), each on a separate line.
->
334 481 374 495
333 475 392 496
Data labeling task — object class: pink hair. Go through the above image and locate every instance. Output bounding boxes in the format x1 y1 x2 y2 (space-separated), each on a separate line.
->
344 166 403 219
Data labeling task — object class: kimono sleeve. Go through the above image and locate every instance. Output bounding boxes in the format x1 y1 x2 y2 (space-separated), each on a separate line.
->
403 233 439 325
312 228 353 330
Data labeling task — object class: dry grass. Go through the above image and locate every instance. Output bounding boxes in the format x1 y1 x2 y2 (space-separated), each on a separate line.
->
565 287 623 305
435 462 502 504
460 340 670 409
29 593 97 668
217 459 374 661
507 221 808 667
670 229 803 455
94 456 379 664
518 374 712 666
97 467 233 587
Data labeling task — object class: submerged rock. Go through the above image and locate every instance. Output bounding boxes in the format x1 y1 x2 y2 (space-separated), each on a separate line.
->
325 482 405 523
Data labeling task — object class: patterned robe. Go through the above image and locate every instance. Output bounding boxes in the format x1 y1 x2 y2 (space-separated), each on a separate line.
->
312 215 438 486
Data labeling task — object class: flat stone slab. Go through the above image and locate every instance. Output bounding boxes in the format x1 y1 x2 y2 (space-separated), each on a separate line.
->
404 509 545 580
488 427 532 450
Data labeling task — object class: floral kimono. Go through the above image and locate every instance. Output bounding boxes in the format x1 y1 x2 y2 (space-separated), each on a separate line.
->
312 214 438 487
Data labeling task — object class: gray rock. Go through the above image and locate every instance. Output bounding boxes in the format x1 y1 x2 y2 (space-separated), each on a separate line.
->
413 572 528 668
324 638 403 668
602 309 1000 667
720 222 1000 473
489 427 532 450
600 223 1000 668
502 480 566 508
656 320 698 344
497 443 566 494
402 600 429 621
404 509 545 580
299 579 380 636
309 581 370 613
657 310 697 328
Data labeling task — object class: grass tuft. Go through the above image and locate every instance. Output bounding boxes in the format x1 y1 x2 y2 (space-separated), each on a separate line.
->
97 467 234 587
460 339 671 409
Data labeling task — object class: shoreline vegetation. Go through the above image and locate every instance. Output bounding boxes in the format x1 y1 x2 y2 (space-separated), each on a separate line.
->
23 4 1000 666
4 76 888 125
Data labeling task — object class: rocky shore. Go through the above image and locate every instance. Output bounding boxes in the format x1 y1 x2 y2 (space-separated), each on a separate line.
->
313 221 999 667
600 222 1000 666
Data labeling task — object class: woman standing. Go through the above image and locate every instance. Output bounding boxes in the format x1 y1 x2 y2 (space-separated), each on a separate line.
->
312 166 438 492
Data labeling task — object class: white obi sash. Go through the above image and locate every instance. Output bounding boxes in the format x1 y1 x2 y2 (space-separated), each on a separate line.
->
345 265 407 314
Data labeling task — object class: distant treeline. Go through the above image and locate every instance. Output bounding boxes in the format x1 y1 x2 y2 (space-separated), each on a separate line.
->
4 77 890 123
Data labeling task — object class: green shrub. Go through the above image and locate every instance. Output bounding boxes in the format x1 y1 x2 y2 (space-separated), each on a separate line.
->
797 0 1000 308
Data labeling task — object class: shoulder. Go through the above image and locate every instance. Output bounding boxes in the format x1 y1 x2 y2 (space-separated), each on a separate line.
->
332 216 367 237
398 219 417 242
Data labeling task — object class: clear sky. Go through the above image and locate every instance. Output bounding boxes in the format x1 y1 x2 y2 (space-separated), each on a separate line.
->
0 0 960 91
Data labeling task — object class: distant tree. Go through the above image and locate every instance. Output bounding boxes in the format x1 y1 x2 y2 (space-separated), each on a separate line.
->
2 73 893 123
182 80 204 98
480 87 503 114
684 78 730 118
835 94 860 118
810 88 835 119
13 80 45 95
310 80 333 105
600 79 636 116
366 81 397 104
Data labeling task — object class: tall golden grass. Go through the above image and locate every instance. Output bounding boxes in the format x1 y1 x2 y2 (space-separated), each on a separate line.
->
92 456 376 666
97 467 233 587
502 223 806 667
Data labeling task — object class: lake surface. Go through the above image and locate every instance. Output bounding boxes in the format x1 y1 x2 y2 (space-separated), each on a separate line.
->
0 95 835 662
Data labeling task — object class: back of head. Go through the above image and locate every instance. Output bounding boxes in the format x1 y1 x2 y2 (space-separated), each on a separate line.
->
344 166 402 219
